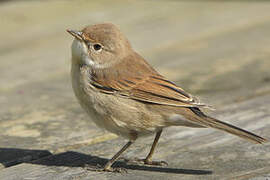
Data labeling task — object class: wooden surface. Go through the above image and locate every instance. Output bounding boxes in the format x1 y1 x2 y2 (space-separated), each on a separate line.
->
0 0 270 179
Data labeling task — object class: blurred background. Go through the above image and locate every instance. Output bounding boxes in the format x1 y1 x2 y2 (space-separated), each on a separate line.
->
0 0 270 177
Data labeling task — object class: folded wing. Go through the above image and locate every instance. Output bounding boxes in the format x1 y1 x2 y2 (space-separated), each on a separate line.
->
89 53 207 108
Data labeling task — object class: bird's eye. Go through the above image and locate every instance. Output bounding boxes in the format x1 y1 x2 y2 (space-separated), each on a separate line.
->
93 43 102 51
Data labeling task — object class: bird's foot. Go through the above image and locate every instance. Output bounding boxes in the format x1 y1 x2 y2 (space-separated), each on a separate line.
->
122 157 168 166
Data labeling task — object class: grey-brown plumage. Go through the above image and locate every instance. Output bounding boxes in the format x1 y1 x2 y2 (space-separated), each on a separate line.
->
67 23 267 172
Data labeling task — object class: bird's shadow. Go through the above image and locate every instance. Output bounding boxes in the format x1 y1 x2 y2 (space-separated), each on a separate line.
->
0 148 212 175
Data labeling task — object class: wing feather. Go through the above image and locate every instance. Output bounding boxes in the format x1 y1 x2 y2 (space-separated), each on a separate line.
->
88 52 208 108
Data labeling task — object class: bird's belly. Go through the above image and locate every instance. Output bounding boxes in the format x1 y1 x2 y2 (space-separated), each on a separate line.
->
73 84 162 138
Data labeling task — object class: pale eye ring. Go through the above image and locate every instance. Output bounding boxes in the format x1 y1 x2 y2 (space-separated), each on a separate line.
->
93 43 102 52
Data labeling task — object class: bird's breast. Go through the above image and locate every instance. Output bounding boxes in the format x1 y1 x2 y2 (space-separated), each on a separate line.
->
70 63 167 139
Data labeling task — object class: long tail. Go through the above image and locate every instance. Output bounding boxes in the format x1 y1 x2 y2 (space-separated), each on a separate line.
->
190 107 268 144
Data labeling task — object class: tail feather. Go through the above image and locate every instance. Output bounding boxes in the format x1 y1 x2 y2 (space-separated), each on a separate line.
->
190 107 267 144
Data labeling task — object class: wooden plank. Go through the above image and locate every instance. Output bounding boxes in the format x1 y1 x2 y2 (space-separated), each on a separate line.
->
0 0 270 179
0 94 269 180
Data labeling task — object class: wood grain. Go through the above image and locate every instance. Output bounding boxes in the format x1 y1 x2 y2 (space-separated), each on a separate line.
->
0 0 269 179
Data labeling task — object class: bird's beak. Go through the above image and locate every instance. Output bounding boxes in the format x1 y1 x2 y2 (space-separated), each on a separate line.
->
66 29 83 41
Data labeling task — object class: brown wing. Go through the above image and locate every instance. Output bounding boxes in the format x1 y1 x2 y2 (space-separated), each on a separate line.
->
89 52 207 108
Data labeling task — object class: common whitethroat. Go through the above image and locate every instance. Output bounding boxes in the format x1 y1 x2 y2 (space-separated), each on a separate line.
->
67 23 267 172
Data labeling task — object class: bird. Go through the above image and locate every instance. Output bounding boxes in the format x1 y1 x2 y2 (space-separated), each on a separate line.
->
66 23 267 172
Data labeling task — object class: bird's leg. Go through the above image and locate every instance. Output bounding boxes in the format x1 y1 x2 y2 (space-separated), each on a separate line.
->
144 130 167 165
86 140 134 172
124 130 168 166
103 141 133 172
